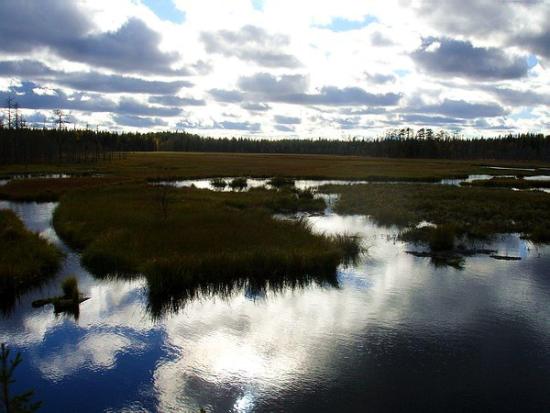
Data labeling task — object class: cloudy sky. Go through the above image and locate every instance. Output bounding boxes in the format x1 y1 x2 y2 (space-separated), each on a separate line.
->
0 0 549 137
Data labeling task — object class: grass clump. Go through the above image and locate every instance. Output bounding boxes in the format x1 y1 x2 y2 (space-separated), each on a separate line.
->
229 177 248 191
268 176 295 188
210 178 227 189
0 210 63 305
465 177 550 189
53 184 357 294
321 183 550 244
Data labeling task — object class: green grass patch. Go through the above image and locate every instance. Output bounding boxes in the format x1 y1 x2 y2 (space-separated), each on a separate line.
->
321 183 550 244
0 210 63 309
53 184 358 294
465 177 550 189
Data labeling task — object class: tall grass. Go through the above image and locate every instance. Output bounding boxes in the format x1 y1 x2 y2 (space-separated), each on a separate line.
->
53 184 359 299
321 183 550 244
0 210 63 313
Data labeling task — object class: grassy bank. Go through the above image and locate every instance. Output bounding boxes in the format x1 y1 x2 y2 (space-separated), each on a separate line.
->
0 176 130 201
321 183 550 244
53 184 357 291
0 210 63 304
3 152 550 182
465 177 550 189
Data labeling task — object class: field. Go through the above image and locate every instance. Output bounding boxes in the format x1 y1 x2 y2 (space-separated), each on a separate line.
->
2 152 550 182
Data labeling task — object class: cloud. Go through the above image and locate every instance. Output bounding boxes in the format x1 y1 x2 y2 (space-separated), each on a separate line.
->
0 82 181 117
370 31 394 47
412 38 529 80
400 114 464 125
236 73 401 106
409 99 506 119
274 115 301 124
365 72 396 84
0 59 192 94
149 96 206 107
238 73 308 95
201 25 301 68
209 89 245 103
112 114 168 127
214 120 261 132
274 124 295 132
516 31 550 59
241 102 271 112
484 87 550 107
0 1 184 75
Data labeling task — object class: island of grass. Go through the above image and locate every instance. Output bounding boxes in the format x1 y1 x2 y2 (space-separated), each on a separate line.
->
53 184 360 295
0 210 63 299
464 176 550 190
320 183 550 249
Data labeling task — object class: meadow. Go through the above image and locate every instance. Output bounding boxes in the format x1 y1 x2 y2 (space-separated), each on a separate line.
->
2 152 550 182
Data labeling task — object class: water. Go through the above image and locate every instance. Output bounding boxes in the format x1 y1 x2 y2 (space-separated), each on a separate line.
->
159 174 502 192
1 200 550 412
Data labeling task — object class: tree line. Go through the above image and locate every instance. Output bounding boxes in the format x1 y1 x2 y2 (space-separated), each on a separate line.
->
2 126 549 164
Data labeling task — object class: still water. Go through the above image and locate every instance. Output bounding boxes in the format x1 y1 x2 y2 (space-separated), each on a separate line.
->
1 199 550 412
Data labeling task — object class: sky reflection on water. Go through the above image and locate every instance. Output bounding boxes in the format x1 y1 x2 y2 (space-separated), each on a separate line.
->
1 201 550 412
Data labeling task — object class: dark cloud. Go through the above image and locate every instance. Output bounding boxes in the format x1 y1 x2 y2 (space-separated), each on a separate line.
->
333 117 361 130
236 73 401 106
274 115 301 124
0 82 181 117
484 87 550 107
0 1 184 75
340 107 387 115
241 102 271 112
0 60 191 94
365 72 396 84
201 25 301 68
400 114 465 125
214 120 261 132
149 95 206 107
517 31 550 59
409 99 506 119
414 0 514 38
412 38 529 80
112 114 168 128
209 89 245 103
238 73 308 95
274 124 295 132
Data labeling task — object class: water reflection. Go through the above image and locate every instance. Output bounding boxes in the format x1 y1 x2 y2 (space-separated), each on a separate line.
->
0 201 549 412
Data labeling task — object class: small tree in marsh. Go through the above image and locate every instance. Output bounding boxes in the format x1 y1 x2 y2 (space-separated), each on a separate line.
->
1 343 42 413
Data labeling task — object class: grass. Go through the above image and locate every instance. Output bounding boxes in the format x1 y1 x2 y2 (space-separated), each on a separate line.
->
0 209 63 301
465 177 550 189
0 176 129 201
53 184 360 293
321 183 550 245
3 152 550 182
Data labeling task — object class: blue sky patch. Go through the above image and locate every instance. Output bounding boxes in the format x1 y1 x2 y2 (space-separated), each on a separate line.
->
527 54 538 69
251 0 265 11
142 0 185 24
317 15 378 32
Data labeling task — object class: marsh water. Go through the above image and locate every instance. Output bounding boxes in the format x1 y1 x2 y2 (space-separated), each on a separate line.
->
1 189 550 412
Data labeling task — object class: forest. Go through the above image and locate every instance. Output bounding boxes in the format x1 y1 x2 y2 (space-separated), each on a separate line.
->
1 124 550 164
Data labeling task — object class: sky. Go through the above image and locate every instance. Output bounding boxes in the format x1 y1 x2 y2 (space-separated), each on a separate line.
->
0 0 549 137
